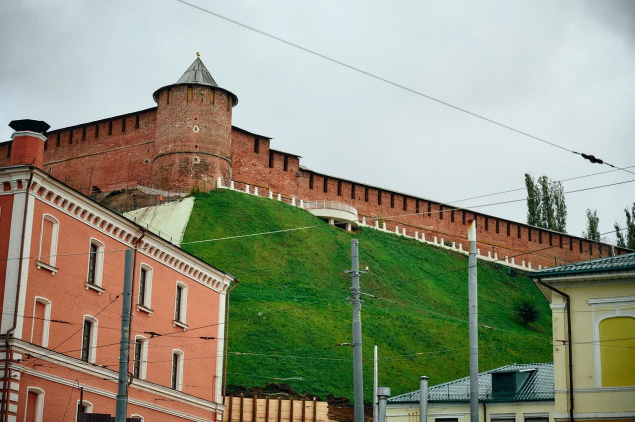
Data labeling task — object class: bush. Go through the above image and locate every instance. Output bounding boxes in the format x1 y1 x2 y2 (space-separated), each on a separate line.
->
514 297 540 326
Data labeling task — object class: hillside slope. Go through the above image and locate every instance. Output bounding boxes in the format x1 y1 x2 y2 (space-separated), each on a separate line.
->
182 190 552 401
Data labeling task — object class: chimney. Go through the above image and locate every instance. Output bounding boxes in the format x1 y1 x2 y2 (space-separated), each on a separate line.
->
9 119 50 169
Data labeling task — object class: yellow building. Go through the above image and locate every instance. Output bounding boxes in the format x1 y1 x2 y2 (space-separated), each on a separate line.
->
531 252 635 422
386 363 555 422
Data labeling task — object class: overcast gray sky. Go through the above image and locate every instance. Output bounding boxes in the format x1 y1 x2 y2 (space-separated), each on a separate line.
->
1 0 633 241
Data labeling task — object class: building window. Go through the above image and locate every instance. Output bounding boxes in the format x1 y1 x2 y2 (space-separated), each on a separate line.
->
138 265 153 310
171 350 184 391
524 418 548 422
269 151 274 168
378 190 382 205
174 282 188 325
68 130 73 145
25 387 45 422
337 180 342 196
254 137 260 154
76 400 93 419
82 126 86 142
56 133 61 147
133 336 148 380
309 174 314 190
38 214 59 268
31 297 51 348
187 85 193 102
283 155 289 171
323 177 329 194
81 317 97 363
351 183 356 200
130 416 144 422
597 315 635 387
435 419 459 422
86 239 104 288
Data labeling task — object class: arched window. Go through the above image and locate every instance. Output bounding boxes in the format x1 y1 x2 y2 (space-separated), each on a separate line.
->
76 400 93 420
137 264 153 312
171 349 184 391
81 316 98 364
173 282 188 328
30 297 51 347
24 387 45 422
37 214 59 269
86 239 105 290
130 415 144 421
133 335 149 380
596 314 635 387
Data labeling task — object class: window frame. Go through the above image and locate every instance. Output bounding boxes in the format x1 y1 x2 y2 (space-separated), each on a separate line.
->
173 282 189 327
25 387 45 422
30 297 52 348
37 214 60 270
86 238 105 291
133 335 149 380
137 264 153 313
171 349 185 391
80 316 98 364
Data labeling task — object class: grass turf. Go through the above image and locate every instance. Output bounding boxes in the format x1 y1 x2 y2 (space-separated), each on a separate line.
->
182 189 552 401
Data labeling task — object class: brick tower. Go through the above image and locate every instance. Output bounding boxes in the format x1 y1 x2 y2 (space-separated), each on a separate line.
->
152 53 238 190
8 119 50 168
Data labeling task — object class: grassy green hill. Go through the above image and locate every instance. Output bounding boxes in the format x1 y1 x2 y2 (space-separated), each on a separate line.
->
182 189 552 401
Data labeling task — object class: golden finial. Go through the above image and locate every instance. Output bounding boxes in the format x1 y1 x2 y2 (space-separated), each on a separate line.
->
196 52 200 58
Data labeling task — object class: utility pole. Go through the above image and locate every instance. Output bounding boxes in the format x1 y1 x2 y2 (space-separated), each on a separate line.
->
347 239 366 422
419 376 428 422
377 387 390 422
468 220 478 422
374 345 378 422
115 249 134 422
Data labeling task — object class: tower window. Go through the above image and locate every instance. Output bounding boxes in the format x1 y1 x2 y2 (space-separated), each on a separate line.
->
485 217 488 231
323 177 328 193
56 133 61 147
44 140 47 150
496 219 500 233
82 126 86 142
68 130 73 145
539 231 543 244
187 85 193 103
378 190 382 205
254 137 260 154
351 183 356 199
439 205 443 220
95 124 99 139
589 242 593 256
462 211 466 225
549 233 553 246
570 237 573 251
451 210 454 222
365 187 369 202
135 115 140 129
211 89 215 104
580 240 583 253
507 223 511 237
390 193 395 208
416 200 420 214
309 174 314 190
283 155 289 171
427 202 431 216
337 180 342 196
528 228 532 241
559 235 563 249
167 87 172 105
517 225 521 239
268 151 274 168
403 197 407 211
122 117 126 133
108 121 112 136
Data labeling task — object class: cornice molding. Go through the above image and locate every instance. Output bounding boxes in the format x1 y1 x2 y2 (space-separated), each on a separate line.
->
11 131 47 142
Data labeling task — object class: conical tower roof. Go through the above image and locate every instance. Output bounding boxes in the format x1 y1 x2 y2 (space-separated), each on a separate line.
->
153 53 238 106
176 57 218 87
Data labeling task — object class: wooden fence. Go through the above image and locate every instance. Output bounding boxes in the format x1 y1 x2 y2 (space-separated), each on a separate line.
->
223 395 329 422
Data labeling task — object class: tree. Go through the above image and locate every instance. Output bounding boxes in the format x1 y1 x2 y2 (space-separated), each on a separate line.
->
615 223 626 248
514 297 540 327
552 181 567 233
524 174 542 226
583 209 600 241
538 176 554 230
625 203 635 249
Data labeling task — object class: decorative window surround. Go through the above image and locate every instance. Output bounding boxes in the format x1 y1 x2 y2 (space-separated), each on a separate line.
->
30 297 51 348
25 387 45 422
592 309 635 387
588 296 635 306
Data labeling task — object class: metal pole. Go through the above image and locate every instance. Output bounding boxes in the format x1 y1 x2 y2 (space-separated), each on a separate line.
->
374 345 378 422
349 239 364 422
115 249 134 422
468 220 478 422
377 387 390 422
419 376 428 422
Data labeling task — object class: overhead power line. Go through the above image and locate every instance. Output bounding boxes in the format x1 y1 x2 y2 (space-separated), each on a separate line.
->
175 0 635 176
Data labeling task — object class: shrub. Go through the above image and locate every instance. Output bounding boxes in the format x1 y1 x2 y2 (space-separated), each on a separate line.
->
514 297 540 326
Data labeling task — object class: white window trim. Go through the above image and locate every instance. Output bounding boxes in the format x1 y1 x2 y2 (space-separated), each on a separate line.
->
37 214 59 270
86 238 105 289
134 335 149 380
81 316 98 364
137 264 153 311
172 349 184 391
24 386 45 422
593 310 635 387
75 399 93 420
130 414 144 421
30 297 51 348
174 282 188 325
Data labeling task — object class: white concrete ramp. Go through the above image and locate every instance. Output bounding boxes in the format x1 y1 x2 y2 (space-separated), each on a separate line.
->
124 197 195 246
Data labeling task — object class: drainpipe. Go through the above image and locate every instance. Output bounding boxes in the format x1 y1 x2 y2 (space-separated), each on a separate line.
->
127 229 146 387
536 279 574 422
222 279 239 400
1 167 34 422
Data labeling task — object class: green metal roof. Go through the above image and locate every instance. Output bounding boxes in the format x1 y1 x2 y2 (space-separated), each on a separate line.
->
387 363 554 404
530 252 635 279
